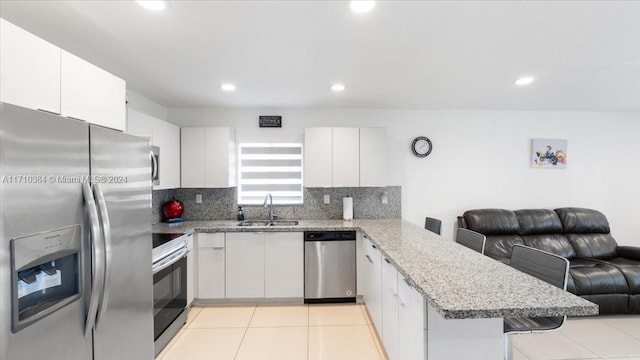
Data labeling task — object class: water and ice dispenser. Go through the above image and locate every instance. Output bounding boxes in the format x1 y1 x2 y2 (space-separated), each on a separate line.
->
10 225 82 332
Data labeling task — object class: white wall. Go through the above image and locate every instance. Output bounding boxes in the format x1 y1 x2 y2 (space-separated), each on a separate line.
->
169 107 640 246
127 90 168 121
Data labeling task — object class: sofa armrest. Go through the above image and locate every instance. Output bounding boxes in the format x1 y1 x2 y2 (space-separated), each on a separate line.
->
617 246 640 260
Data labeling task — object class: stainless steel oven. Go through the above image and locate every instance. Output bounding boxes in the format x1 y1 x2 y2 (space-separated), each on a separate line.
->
152 231 191 356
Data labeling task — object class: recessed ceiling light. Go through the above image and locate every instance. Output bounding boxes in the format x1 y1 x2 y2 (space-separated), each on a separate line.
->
514 76 535 86
331 84 346 92
221 83 236 92
350 1 376 13
136 1 167 11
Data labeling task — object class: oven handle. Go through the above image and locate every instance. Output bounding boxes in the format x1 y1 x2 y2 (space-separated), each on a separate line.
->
93 183 112 329
153 248 187 275
82 183 105 337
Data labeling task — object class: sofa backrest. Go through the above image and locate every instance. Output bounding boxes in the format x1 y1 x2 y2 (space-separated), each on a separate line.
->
462 209 524 261
554 207 618 259
515 209 577 259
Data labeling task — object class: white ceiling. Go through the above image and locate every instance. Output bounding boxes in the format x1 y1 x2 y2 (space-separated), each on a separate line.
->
1 1 639 111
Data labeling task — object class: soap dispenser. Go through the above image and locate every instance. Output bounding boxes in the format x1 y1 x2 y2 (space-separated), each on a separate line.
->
237 206 245 221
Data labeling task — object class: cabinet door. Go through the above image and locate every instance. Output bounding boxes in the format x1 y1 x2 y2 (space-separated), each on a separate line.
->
264 232 303 298
153 119 181 189
197 233 226 299
360 128 387 187
226 232 265 298
126 108 154 140
205 127 236 187
61 50 126 131
381 257 399 360
187 250 194 306
181 127 205 187
398 276 426 360
363 236 383 330
304 128 332 187
332 128 360 187
0 19 61 114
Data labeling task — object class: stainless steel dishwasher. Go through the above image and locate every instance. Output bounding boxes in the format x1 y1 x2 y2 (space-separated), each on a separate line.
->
304 231 356 303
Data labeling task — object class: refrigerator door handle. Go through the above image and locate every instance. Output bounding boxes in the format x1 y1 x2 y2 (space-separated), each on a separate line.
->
82 183 105 337
93 183 112 328
150 150 158 180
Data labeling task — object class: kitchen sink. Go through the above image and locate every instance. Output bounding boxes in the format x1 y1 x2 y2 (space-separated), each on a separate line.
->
268 220 299 226
237 220 299 227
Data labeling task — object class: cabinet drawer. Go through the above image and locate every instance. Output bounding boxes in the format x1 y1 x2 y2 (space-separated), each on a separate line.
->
198 233 225 248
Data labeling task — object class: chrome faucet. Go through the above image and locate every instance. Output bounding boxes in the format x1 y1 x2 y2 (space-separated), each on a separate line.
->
263 193 275 221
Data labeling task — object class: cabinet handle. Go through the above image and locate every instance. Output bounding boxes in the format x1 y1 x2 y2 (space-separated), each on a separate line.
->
403 278 413 288
212 247 225 250
365 254 373 264
384 258 391 264
371 244 377 249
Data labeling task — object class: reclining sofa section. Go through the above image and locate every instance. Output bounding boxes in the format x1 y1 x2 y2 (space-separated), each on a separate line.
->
459 207 640 315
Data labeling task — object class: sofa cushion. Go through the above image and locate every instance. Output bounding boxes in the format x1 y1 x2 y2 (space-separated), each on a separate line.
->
568 259 629 296
555 207 610 233
522 234 576 259
483 235 525 261
567 233 618 259
463 209 519 235
604 257 640 294
516 209 564 235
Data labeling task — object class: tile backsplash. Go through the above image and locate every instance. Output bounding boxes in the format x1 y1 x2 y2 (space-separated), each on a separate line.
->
152 186 401 224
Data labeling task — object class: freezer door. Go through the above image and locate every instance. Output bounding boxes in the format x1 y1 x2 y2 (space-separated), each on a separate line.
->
89 125 154 360
0 103 93 360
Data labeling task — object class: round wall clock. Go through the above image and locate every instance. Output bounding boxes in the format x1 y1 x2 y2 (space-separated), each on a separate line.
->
411 136 432 157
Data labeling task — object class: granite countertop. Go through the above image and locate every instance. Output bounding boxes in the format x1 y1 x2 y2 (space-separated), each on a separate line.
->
153 219 599 320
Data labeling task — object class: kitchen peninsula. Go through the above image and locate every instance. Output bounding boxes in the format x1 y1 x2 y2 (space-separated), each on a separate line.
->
154 219 598 359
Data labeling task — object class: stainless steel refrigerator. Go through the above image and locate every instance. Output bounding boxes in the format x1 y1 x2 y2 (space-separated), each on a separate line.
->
0 102 154 360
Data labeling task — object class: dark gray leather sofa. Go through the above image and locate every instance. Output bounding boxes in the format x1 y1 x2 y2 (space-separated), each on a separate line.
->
458 207 640 314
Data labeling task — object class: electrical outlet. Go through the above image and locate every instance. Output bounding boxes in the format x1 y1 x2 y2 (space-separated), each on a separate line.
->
324 194 330 204
381 192 388 204
196 194 202 204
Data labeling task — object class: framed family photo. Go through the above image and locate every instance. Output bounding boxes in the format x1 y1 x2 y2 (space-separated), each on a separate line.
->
531 138 567 168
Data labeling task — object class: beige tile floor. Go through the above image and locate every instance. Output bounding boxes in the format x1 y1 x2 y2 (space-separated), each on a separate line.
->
155 303 387 360
156 305 640 360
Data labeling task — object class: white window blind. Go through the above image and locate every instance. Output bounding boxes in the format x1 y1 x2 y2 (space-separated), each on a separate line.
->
238 143 303 205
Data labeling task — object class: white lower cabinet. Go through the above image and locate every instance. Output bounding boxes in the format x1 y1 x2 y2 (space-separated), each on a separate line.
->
264 232 304 298
360 234 427 360
226 232 265 298
363 236 383 330
197 233 226 299
187 249 194 307
225 232 303 299
397 275 427 360
381 257 399 360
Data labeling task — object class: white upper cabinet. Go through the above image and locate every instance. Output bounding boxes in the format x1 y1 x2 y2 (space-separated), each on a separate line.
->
0 19 126 131
127 109 180 189
126 108 154 140
153 119 180 189
304 127 386 187
304 127 332 187
0 18 61 114
332 127 360 187
61 50 126 131
181 127 236 188
359 127 387 187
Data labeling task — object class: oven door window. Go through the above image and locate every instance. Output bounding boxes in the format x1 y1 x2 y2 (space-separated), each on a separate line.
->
153 256 186 340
